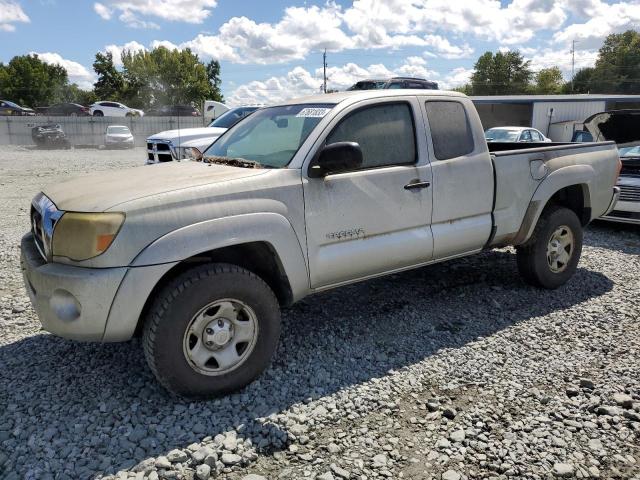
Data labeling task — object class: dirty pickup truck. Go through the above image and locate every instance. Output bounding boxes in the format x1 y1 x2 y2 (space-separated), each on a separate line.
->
22 90 621 398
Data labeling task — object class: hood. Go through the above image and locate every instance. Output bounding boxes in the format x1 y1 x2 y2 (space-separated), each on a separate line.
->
180 135 222 151
583 110 640 147
43 161 268 212
147 127 227 144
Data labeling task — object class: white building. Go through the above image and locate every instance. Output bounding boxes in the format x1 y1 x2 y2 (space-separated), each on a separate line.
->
471 94 640 141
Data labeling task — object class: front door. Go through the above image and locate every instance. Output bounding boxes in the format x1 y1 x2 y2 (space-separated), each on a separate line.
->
303 98 434 289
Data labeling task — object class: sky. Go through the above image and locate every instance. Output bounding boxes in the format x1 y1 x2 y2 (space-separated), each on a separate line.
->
1 0 639 106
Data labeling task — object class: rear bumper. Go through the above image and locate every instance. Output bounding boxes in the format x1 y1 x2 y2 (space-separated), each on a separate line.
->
20 233 127 341
601 199 640 224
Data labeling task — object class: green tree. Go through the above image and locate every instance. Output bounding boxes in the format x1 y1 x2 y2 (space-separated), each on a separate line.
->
93 52 124 100
60 83 97 105
0 54 68 107
120 46 215 108
470 50 533 95
562 67 595 93
206 60 224 102
534 67 564 94
590 30 640 93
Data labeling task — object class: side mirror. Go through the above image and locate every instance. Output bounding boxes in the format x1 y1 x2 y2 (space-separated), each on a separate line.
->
308 142 363 178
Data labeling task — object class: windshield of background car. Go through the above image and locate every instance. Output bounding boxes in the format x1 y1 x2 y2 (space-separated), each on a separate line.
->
4 100 20 108
619 146 640 157
485 128 520 141
107 126 130 134
209 107 259 128
203 104 335 168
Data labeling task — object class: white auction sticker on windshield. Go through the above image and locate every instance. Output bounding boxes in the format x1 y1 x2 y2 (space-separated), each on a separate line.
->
296 107 331 118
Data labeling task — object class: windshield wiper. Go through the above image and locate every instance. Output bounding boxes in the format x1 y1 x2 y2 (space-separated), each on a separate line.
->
201 155 265 169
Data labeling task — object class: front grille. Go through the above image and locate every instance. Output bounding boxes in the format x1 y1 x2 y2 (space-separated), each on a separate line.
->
619 184 640 202
146 140 174 164
606 210 640 220
30 206 47 261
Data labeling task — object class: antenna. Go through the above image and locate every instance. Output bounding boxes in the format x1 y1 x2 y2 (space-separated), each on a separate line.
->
571 40 578 92
323 49 327 94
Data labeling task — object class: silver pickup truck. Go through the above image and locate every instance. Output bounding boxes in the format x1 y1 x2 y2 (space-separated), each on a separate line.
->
21 90 620 398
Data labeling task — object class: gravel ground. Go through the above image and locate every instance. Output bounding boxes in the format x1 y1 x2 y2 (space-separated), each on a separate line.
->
0 146 639 480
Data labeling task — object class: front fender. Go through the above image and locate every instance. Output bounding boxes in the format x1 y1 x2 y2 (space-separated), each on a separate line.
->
131 212 310 301
513 165 594 245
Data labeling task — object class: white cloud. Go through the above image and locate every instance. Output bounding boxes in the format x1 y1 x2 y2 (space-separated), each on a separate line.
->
439 67 474 89
227 58 440 106
33 52 96 89
93 2 111 20
527 48 599 77
104 40 147 66
0 0 29 32
93 0 217 27
553 0 640 49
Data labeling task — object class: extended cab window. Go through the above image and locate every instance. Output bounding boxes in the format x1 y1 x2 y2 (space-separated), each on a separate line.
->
326 103 416 169
425 101 474 160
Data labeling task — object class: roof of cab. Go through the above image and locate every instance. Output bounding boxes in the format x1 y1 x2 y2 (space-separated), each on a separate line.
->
277 89 466 106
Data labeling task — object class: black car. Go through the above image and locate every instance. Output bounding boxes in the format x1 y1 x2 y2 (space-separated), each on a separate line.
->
347 77 438 91
0 100 35 116
37 103 91 116
146 105 201 117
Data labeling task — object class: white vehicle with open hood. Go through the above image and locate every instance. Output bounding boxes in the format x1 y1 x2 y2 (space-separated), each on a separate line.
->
146 106 259 163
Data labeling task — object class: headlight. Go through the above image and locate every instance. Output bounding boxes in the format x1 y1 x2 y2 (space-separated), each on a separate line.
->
172 146 192 160
52 212 125 261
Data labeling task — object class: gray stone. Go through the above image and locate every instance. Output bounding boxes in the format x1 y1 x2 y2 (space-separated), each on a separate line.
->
553 463 575 477
330 464 350 478
166 449 188 463
195 464 211 480
579 378 595 390
613 393 633 409
221 453 242 466
242 476 268 480
449 430 465 443
372 454 388 468
442 470 461 480
154 456 171 469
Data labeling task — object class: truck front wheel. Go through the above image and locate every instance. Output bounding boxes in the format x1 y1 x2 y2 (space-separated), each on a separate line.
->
142 263 281 398
516 206 583 289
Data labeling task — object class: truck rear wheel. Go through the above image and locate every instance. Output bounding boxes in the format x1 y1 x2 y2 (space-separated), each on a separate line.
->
516 206 583 289
142 263 281 398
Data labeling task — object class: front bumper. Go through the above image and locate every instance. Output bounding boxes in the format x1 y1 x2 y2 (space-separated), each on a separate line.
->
21 233 127 341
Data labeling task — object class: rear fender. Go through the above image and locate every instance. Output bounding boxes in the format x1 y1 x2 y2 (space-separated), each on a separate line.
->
513 165 594 245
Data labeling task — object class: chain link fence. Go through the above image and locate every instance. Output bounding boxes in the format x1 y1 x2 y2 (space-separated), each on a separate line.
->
0 115 207 147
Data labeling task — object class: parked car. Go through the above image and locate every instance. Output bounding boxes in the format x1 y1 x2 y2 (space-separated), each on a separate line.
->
578 110 640 224
90 101 144 117
31 124 71 149
203 100 230 122
105 125 134 149
146 105 201 117
0 100 35 116
21 90 620 398
37 103 91 116
146 106 259 163
347 77 438 90
485 127 552 143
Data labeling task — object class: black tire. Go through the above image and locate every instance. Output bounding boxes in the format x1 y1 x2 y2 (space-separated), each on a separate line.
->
93 110 104 117
142 263 281 399
516 206 583 289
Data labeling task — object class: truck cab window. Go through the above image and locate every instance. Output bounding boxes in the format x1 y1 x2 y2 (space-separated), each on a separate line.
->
326 103 416 169
425 101 474 160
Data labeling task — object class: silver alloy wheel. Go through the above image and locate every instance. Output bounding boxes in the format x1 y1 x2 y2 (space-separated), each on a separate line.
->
183 299 258 376
546 225 574 273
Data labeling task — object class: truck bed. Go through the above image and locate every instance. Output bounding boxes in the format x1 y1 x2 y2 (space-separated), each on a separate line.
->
487 141 619 247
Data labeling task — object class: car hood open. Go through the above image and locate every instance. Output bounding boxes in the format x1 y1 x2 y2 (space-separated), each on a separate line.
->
43 161 269 212
583 110 640 147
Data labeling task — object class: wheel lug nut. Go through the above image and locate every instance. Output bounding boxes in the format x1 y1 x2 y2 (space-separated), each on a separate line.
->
205 340 213 346
205 328 213 334
218 319 224 327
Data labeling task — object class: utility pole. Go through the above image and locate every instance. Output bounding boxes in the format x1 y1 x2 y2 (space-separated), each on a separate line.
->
323 49 327 94
571 40 578 92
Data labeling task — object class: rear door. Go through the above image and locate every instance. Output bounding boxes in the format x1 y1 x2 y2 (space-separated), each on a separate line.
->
421 98 494 259
303 97 434 288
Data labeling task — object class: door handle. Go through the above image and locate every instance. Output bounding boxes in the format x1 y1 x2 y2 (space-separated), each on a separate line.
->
404 180 431 190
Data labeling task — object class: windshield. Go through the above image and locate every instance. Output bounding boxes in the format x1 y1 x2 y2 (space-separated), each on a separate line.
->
107 126 130 134
485 128 520 141
619 146 640 157
203 104 334 168
209 107 259 128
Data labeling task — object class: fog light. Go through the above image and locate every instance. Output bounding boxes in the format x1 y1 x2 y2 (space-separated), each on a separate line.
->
50 289 81 322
